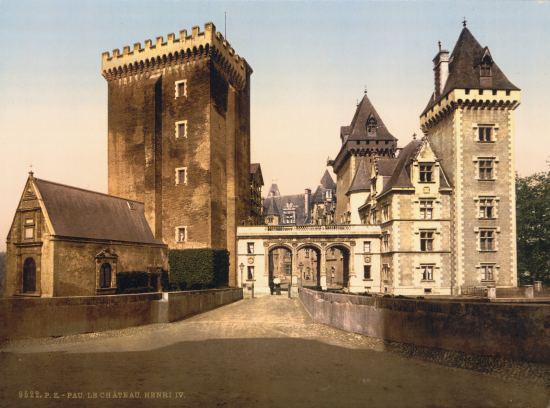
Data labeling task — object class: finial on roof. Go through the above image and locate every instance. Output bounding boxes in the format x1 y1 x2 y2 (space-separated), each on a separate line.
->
28 164 34 178
438 41 441 52
364 85 367 95
462 17 467 27
356 98 359 107
412 133 417 140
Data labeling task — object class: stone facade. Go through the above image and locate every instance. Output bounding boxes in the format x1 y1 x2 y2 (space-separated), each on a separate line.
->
4 175 167 297
102 23 252 286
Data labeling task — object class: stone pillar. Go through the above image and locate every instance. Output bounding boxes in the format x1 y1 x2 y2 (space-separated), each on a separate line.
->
487 286 496 300
534 281 542 292
524 285 534 299
320 245 327 290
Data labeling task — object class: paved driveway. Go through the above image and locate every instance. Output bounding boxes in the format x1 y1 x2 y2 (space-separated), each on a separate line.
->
1 296 548 407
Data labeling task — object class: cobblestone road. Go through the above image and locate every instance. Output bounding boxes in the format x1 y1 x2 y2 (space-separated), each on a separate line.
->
1 296 549 407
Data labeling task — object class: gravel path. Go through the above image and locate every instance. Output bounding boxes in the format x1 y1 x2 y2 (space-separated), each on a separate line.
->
1 296 548 408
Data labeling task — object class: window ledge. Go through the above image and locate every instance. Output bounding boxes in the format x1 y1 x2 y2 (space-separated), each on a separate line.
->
96 288 116 295
481 280 496 283
15 292 41 297
421 280 435 283
363 278 373 282
479 250 497 253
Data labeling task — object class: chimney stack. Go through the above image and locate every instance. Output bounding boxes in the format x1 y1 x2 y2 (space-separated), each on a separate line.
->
433 42 450 98
304 188 311 220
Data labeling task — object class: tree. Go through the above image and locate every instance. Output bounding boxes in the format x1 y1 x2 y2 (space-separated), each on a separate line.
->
516 165 550 285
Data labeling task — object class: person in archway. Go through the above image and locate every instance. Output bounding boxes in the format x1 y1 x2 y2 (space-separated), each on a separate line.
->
273 276 281 295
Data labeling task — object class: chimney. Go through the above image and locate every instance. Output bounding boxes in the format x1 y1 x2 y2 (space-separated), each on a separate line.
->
304 188 311 219
433 41 450 98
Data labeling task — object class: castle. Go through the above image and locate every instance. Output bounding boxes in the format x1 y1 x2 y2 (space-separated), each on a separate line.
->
237 24 520 296
4 22 520 298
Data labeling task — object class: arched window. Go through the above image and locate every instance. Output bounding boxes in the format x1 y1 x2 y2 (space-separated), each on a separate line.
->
99 263 112 288
23 257 36 293
366 115 377 135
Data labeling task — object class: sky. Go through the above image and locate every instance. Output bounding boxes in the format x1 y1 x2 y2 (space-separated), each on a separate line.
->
0 0 549 251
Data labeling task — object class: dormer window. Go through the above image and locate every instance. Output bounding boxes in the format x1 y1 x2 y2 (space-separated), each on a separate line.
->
325 190 332 200
283 210 295 224
480 54 493 77
419 163 434 183
366 115 377 136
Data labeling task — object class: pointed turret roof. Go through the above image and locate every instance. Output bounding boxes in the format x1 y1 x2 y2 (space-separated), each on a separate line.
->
264 197 279 216
347 159 371 195
267 183 281 197
348 94 396 141
423 27 519 114
319 170 336 190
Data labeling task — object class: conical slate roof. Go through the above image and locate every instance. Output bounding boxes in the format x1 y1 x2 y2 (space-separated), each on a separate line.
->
319 170 336 190
423 27 519 114
264 197 279 216
346 159 371 195
348 94 396 141
267 183 281 197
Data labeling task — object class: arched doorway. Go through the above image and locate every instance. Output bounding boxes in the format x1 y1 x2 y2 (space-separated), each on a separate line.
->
296 246 321 289
325 245 350 290
22 257 36 293
268 246 292 294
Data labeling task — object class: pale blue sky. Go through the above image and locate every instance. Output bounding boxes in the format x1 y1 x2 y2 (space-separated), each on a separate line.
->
1 0 549 250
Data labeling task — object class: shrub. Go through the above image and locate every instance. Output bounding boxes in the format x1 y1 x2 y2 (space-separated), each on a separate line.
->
168 249 229 290
116 271 152 294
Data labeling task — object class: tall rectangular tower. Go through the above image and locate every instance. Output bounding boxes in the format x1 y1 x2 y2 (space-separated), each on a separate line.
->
101 23 252 285
420 26 520 293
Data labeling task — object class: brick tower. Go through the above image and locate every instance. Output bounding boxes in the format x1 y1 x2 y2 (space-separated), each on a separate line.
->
329 92 397 223
101 23 252 285
420 25 520 293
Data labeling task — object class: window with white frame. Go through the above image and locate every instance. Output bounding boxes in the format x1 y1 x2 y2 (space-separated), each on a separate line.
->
175 167 187 185
175 80 187 98
478 197 495 219
363 241 371 253
175 120 188 139
420 230 434 252
176 226 187 243
24 218 35 240
283 210 296 224
421 264 434 281
477 125 494 142
247 242 254 254
479 229 495 251
419 163 434 183
363 265 371 280
419 199 434 219
478 158 495 180
480 263 495 281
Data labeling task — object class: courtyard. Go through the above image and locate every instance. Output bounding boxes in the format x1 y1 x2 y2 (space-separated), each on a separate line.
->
0 296 549 408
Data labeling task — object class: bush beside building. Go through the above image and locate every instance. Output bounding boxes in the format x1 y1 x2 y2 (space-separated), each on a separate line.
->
168 249 229 290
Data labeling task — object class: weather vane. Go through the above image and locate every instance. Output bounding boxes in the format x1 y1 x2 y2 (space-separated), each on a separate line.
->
462 17 467 27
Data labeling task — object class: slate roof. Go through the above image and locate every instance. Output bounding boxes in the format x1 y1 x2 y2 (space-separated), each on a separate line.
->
319 170 336 190
347 159 371 195
33 178 162 245
312 170 336 204
267 183 281 197
250 163 264 186
378 140 452 196
348 94 397 141
263 194 309 225
423 27 519 115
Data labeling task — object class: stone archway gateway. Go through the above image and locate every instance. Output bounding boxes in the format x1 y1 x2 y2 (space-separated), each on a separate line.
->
325 245 350 290
268 246 292 293
296 245 321 289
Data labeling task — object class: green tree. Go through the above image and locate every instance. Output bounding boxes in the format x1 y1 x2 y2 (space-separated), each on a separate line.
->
516 165 550 285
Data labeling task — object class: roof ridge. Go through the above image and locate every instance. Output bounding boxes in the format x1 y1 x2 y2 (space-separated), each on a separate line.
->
34 178 144 205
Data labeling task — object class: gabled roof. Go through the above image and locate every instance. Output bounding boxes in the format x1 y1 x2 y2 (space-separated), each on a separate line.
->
348 94 397 141
423 27 520 115
263 194 310 225
375 158 398 177
347 159 371 195
32 177 162 245
379 140 423 196
250 163 264 186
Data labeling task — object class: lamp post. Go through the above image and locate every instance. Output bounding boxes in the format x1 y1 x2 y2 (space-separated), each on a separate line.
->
239 262 245 289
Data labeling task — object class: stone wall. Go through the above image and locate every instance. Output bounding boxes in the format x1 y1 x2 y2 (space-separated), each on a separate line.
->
299 288 550 363
0 288 242 341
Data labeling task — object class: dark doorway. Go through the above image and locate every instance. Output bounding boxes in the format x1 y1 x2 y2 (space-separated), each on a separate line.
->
325 246 350 290
268 246 292 294
296 246 321 289
22 257 36 293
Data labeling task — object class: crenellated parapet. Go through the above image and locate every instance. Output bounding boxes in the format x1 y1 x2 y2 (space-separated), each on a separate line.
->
101 22 251 89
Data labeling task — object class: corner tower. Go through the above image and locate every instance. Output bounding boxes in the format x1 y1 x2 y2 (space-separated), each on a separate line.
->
329 92 397 223
101 23 252 285
420 25 520 293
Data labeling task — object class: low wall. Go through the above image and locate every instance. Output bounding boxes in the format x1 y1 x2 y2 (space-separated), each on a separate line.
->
0 288 242 341
300 288 550 363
